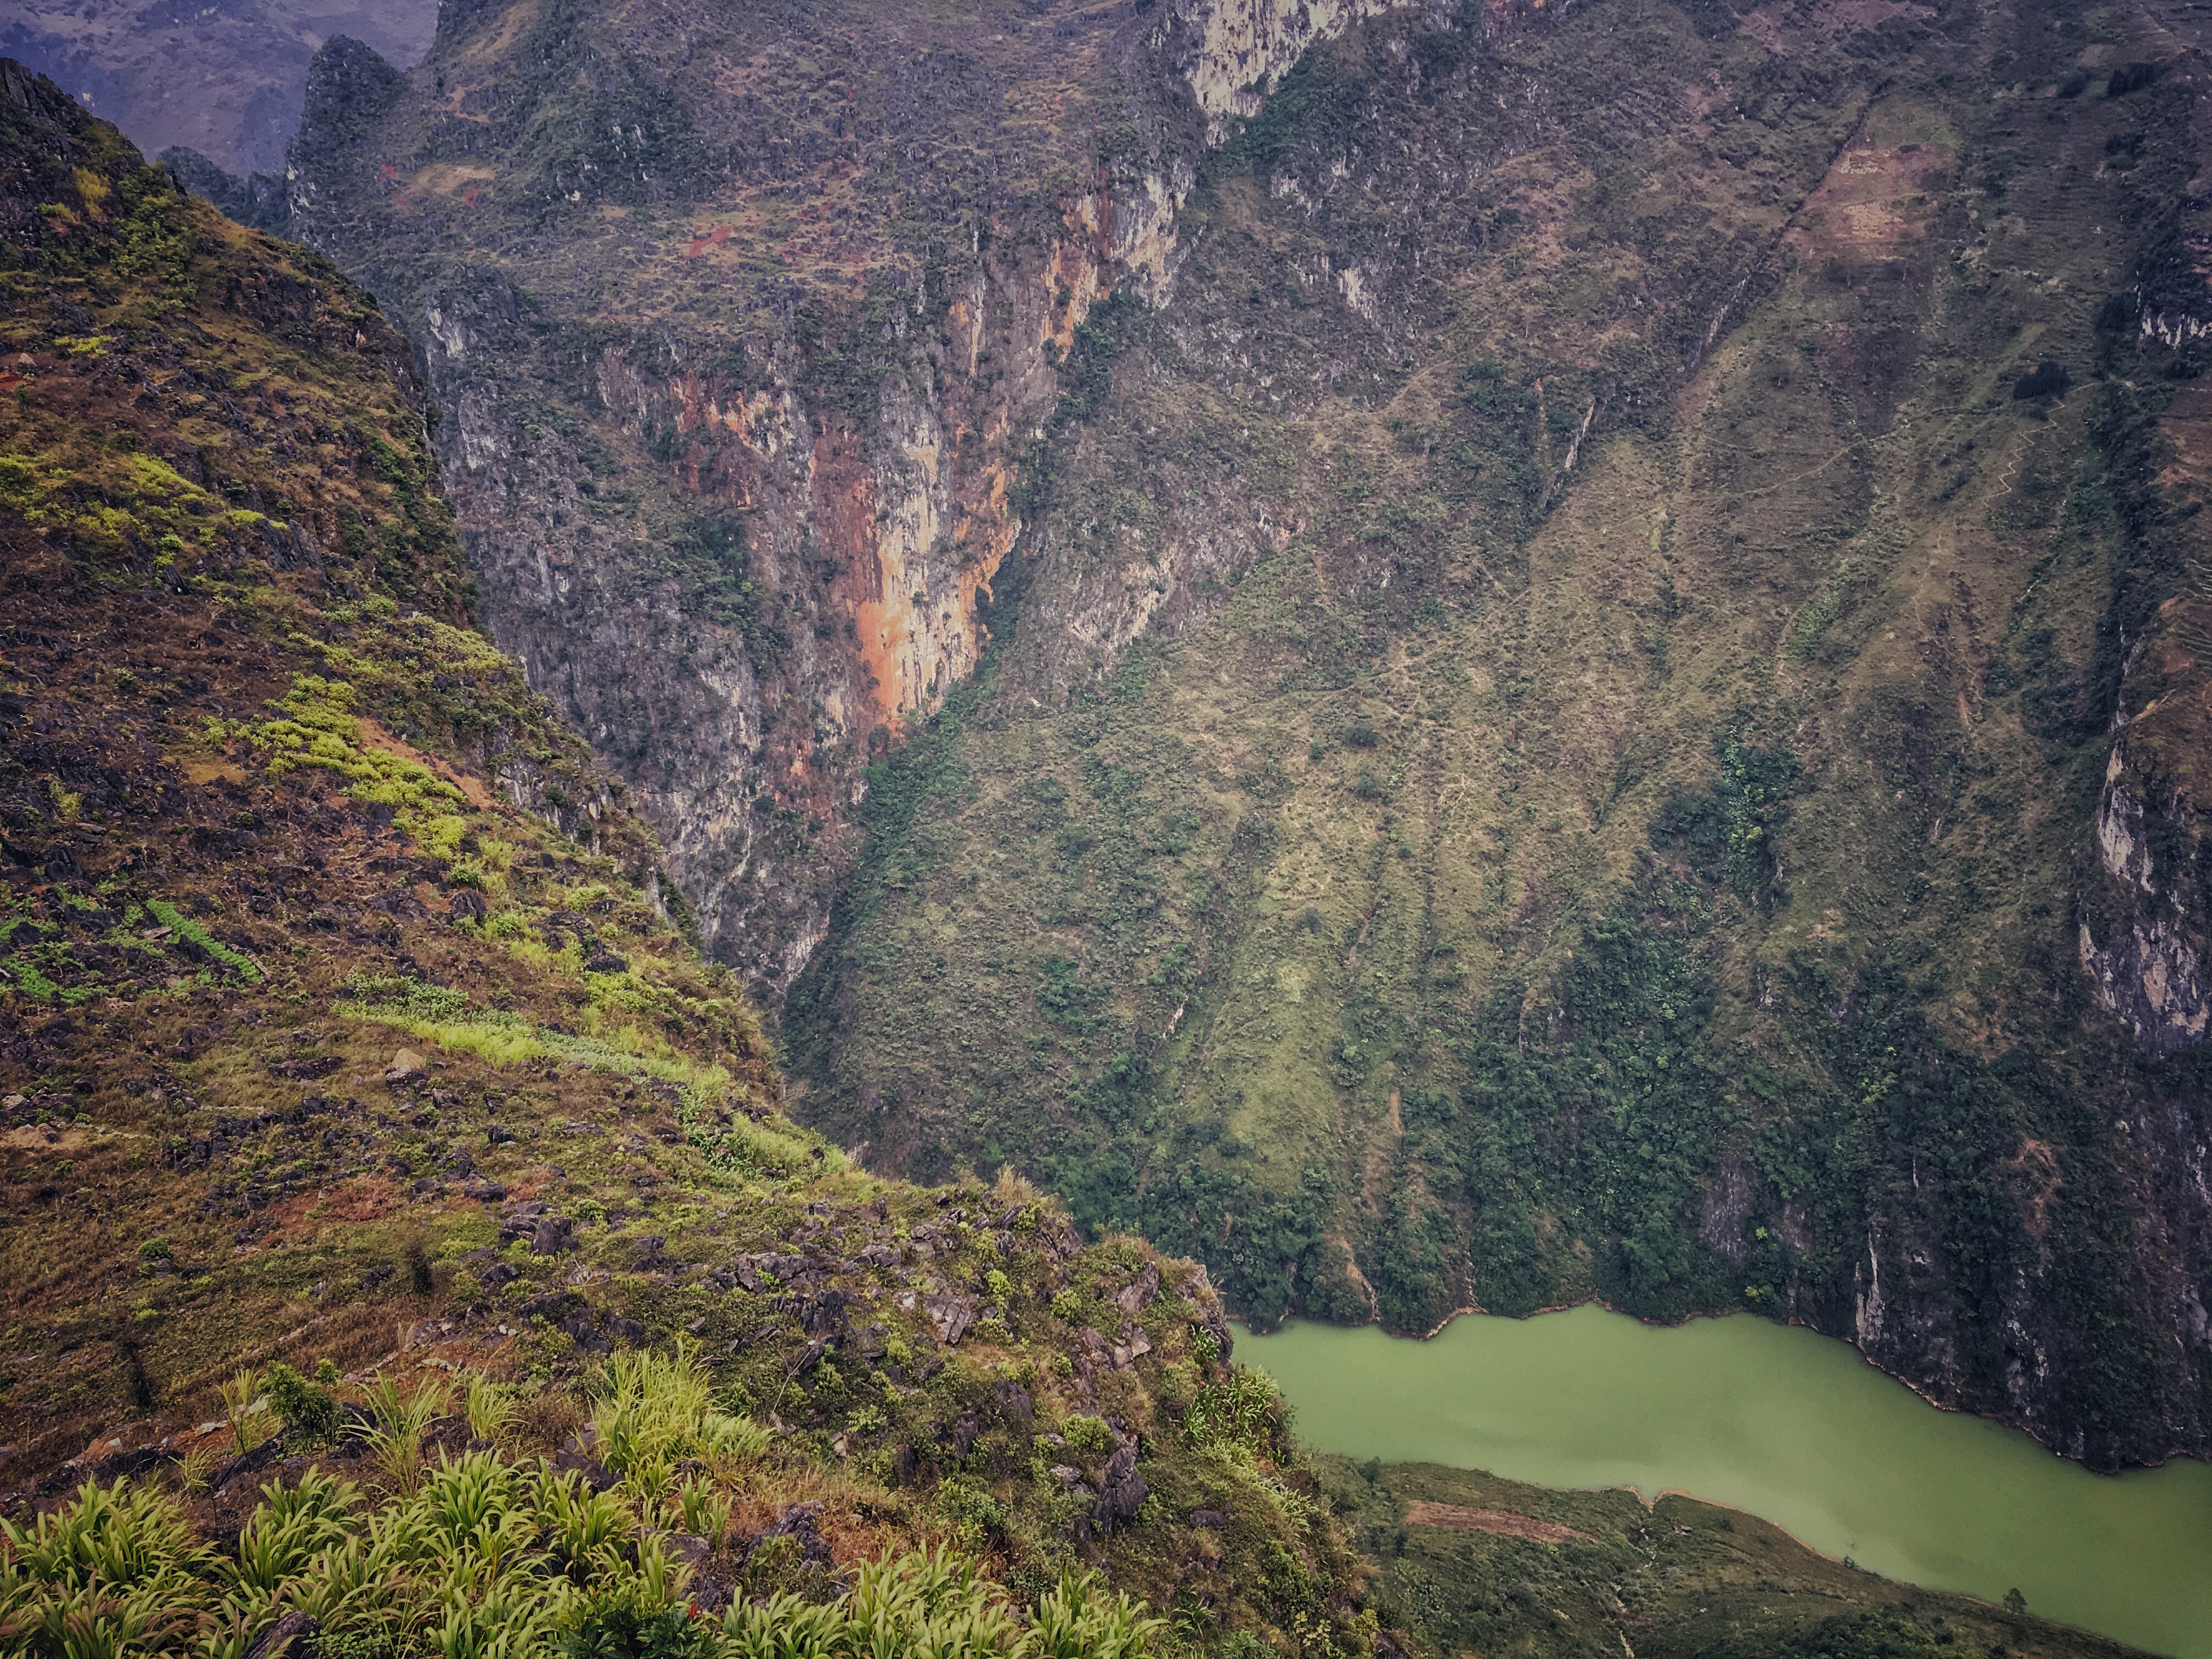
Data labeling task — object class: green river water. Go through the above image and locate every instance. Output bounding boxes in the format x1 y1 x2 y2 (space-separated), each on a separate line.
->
1239 1307 2212 1659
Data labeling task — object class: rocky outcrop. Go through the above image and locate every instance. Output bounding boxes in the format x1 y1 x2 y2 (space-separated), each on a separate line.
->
1 0 435 174
2081 912 2209 1057
1160 0 1406 140
2130 47 2212 354
155 146 289 232
2082 738 2210 1057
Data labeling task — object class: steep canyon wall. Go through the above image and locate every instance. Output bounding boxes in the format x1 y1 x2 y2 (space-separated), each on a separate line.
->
245 0 1481 990
177 0 2212 1468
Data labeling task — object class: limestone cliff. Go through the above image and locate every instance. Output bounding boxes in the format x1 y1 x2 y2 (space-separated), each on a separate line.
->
199 0 1532 994
2083 737 2209 1059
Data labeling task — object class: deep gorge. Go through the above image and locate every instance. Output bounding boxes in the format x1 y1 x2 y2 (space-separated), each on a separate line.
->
72 0 2212 1473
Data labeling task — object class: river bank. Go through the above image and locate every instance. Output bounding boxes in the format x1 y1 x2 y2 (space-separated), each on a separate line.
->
1242 1306 2212 1658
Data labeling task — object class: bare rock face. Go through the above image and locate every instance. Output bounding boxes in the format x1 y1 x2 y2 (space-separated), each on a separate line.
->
242 6 1152 993
242 1609 319 1659
2081 910 2209 1057
744 1502 832 1572
924 1289 974 1345
2082 740 2209 1057
1160 0 1402 142
219 0 1548 997
1091 1423 1148 1533
529 1215 578 1255
1113 1261 1161 1313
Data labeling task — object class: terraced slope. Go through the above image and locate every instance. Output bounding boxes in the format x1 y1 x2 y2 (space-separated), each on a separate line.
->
1319 1456 2153 1659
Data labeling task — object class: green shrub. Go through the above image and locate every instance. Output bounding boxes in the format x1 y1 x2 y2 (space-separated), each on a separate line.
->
145 898 262 980
1060 1415 1113 1459
1184 1370 1283 1461
562 1553 716 1659
264 1361 340 1442
935 1476 1010 1543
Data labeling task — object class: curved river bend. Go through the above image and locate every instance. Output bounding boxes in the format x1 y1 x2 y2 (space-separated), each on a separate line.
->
1240 1307 2212 1659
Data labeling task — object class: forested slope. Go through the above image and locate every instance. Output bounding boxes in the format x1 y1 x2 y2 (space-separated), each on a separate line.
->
785 0 2212 1472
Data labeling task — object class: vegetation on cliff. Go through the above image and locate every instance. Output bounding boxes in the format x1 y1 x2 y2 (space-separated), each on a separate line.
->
780 0 2212 1470
134 0 2212 1471
0 44 2186 1659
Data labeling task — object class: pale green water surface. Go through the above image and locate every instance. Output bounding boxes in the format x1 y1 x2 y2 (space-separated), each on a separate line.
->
1240 1307 2212 1659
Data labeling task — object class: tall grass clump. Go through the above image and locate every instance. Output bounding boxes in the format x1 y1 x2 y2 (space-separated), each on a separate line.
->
464 1372 515 1447
590 1342 769 1488
217 1367 272 1454
0 1478 218 1656
718 1550 1162 1659
0 1474 1165 1659
360 1373 449 1496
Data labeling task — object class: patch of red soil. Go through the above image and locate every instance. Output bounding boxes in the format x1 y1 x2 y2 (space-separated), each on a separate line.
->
1403 1500 1596 1543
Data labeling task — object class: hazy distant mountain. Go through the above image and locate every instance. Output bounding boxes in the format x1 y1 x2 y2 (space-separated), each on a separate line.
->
0 0 434 172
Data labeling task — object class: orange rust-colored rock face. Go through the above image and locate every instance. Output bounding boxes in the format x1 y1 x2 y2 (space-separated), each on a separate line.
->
643 187 1130 744
1402 1502 1595 1544
811 421 903 726
844 195 1128 725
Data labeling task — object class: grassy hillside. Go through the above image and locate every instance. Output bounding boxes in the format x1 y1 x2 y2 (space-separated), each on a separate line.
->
0 64 1372 1659
783 0 2212 1469
1321 1455 2148 1659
